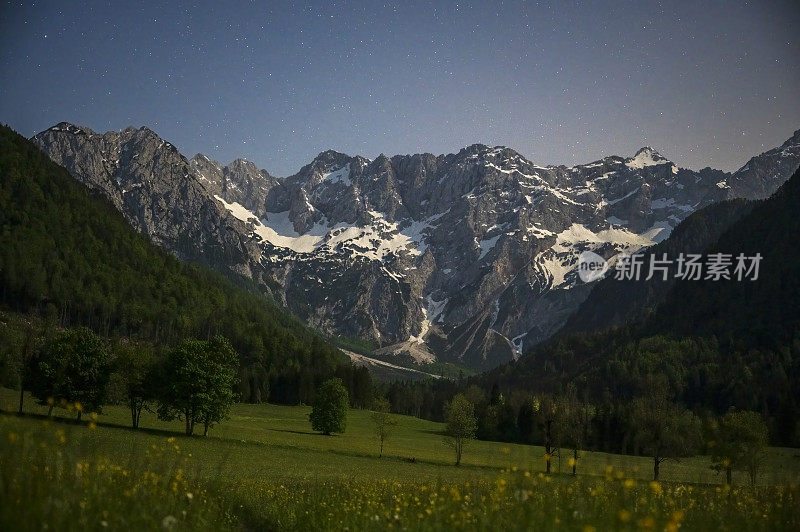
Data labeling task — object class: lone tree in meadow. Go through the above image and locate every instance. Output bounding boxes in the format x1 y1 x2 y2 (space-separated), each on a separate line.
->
630 394 700 481
0 321 38 415
534 394 564 474
157 336 239 436
444 393 477 466
709 410 769 485
111 340 158 429
562 385 594 476
198 336 239 436
370 396 397 457
309 377 349 435
30 327 112 420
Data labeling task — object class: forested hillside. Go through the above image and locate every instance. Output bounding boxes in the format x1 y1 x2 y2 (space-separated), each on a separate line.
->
646 166 800 348
0 125 352 403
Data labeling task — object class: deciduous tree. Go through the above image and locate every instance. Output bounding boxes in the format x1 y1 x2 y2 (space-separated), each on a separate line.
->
630 395 700 480
199 336 239 436
709 410 768 485
309 377 349 435
156 336 238 436
562 385 594 476
30 327 111 420
444 393 477 466
534 394 563 474
110 341 157 429
369 396 396 457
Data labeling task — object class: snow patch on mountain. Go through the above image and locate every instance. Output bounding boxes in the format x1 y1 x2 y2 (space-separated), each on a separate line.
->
532 223 661 291
322 163 351 186
477 234 502 260
410 292 449 344
215 196 326 253
214 196 259 223
553 224 656 252
214 195 433 260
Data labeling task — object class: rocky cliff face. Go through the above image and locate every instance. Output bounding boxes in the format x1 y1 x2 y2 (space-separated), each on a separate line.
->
31 123 271 283
32 124 800 369
190 153 279 217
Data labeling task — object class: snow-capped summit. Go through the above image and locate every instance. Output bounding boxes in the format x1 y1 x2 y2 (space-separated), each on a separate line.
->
626 147 670 169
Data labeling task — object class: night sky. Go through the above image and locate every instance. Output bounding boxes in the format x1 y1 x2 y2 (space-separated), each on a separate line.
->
1 1 798 176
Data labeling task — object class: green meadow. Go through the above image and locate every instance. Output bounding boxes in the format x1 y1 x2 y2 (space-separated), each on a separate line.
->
1 389 799 530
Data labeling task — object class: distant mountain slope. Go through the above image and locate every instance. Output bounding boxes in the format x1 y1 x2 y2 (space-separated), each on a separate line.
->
33 124 800 370
646 166 800 349
722 129 800 199
0 125 346 403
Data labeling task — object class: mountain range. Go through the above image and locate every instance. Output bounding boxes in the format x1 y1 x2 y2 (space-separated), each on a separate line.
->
32 124 800 369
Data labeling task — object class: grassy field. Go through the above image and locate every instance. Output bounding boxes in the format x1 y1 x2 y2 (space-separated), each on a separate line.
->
1 388 799 530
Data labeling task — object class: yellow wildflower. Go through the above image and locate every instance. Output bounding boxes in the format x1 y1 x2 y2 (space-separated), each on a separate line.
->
638 516 655 529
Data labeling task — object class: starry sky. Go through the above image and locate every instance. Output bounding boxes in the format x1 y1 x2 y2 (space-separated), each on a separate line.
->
1 1 799 176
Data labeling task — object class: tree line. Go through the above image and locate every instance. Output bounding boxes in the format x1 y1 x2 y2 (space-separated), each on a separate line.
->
389 331 797 449
2 320 773 483
437 385 769 483
2 322 381 437
8 326 236 436
309 377 770 484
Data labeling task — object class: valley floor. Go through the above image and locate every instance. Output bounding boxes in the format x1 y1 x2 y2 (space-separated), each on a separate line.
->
1 388 799 530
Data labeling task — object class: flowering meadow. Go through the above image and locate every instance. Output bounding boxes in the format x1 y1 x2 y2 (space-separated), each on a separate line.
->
1 396 799 531
219 470 799 531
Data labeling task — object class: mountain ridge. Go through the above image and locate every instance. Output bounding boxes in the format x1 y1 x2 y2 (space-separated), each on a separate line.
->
32 123 800 370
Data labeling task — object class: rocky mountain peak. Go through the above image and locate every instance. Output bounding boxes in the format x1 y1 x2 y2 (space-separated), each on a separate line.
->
188 153 278 216
634 146 657 156
30 125 268 282
722 127 800 199
226 157 272 180
371 153 391 166
459 143 491 156
46 122 95 135
192 153 215 164
118 125 159 139
626 146 669 168
310 149 352 168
